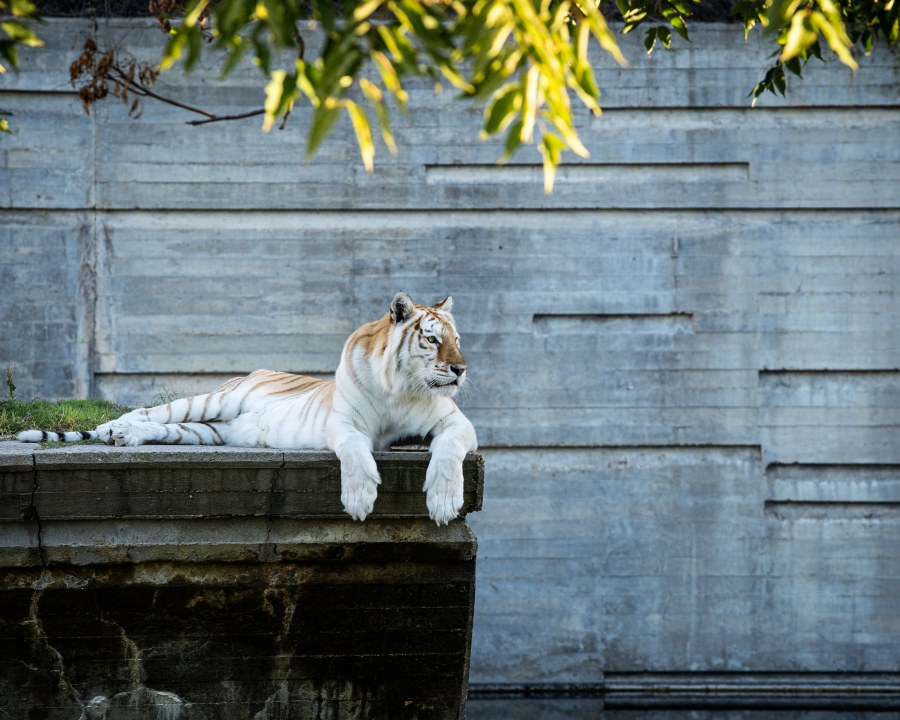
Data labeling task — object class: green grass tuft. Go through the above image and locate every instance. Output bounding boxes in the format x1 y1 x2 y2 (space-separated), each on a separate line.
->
0 398 132 440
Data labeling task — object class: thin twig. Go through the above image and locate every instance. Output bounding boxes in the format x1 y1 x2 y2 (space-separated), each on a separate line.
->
108 66 217 119
188 109 267 125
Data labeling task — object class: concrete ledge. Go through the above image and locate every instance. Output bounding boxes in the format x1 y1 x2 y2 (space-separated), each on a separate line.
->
0 442 484 719
0 441 484 522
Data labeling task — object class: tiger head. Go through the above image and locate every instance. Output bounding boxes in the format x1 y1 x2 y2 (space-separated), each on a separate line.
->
390 292 468 399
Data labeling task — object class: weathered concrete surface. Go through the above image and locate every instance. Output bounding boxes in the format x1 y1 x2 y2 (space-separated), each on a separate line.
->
0 443 483 525
0 444 483 719
1 18 898 690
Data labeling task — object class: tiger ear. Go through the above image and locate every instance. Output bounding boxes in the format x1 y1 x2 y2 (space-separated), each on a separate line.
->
433 296 453 313
391 292 416 324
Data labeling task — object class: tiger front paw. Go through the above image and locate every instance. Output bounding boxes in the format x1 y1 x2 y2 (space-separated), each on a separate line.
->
340 453 381 522
424 457 464 526
97 410 148 445
95 421 117 445
108 419 163 447
341 472 380 521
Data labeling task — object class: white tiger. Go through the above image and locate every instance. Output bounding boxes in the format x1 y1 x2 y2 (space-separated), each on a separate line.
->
18 293 478 525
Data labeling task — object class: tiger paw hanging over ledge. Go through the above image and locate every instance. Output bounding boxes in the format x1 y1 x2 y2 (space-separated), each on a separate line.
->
17 293 479 526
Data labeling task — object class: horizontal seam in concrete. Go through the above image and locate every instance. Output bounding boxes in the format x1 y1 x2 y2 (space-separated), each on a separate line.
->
4 206 900 214
469 673 900 707
477 443 762 451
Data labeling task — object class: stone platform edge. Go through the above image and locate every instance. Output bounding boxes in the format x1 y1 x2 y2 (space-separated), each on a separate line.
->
0 441 484 568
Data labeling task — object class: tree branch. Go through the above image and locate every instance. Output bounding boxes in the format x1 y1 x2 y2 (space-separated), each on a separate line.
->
107 66 216 119
187 109 266 125
107 65 268 126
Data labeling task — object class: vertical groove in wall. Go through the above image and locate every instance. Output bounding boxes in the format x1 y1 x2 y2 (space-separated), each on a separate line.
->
76 219 97 399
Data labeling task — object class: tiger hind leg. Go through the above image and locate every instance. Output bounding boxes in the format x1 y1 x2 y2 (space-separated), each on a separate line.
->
97 391 239 444
108 419 227 447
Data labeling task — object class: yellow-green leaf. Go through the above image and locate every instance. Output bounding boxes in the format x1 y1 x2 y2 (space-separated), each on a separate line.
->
371 51 409 108
763 0 805 28
549 114 590 158
353 0 383 21
538 132 566 193
360 77 397 154
810 8 859 69
482 82 521 138
779 11 818 62
520 64 540 143
262 69 297 131
1 20 43 47
344 99 375 171
183 0 210 27
160 31 187 72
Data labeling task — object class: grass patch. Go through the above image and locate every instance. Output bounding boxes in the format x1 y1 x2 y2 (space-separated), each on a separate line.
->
0 398 132 440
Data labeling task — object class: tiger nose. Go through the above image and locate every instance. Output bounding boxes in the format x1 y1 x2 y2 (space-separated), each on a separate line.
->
450 364 467 377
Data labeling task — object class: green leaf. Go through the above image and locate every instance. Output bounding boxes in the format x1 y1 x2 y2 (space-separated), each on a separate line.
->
774 64 786 94
784 55 803 76
317 29 364 99
313 0 336 32
668 14 690 41
9 0 40 19
184 23 203 71
469 51 522 102
570 60 600 112
808 39 823 60
0 41 18 71
252 35 271 74
501 119 525 162
657 25 672 48
644 27 657 54
220 36 246 76
482 82 521 137
308 100 343 155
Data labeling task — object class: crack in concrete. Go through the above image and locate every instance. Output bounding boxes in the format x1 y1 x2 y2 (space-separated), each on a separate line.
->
96 608 147 690
91 611 195 719
253 586 300 720
262 455 286 561
24 453 46 567
26 589 85 711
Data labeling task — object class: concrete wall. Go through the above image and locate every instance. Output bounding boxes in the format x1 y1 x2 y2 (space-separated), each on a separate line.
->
2 19 898 687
